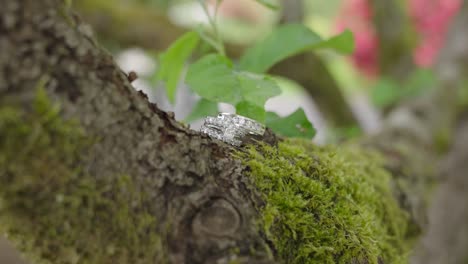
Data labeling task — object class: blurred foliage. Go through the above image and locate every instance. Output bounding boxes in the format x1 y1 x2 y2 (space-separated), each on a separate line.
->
77 0 459 141
306 0 342 18
266 109 316 138
254 0 279 9
328 125 363 142
156 10 355 137
371 69 437 108
239 24 354 73
185 99 218 122
134 0 183 10
156 31 200 103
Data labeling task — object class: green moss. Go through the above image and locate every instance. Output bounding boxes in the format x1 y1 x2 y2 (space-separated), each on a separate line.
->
0 87 163 263
236 139 411 264
433 128 452 154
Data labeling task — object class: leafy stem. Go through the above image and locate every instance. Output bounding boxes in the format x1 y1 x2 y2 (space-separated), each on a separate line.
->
197 0 226 56
156 9 355 139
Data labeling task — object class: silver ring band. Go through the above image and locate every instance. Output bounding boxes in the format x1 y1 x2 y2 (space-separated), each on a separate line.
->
200 113 266 146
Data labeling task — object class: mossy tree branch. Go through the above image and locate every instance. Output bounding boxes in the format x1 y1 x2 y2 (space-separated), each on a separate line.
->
0 0 465 263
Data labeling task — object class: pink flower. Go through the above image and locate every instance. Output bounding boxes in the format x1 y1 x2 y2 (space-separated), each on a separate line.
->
409 0 462 66
336 0 379 76
336 0 462 75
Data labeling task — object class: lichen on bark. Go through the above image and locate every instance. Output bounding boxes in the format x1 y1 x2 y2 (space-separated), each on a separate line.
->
236 139 415 264
0 87 164 264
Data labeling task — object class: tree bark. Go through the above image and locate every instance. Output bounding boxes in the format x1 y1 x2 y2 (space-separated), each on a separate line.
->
0 1 277 263
0 0 465 264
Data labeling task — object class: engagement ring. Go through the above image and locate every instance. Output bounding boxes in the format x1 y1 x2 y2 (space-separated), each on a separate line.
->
200 113 266 146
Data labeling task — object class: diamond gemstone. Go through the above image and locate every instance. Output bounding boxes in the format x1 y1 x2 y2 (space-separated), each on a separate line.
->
200 113 265 146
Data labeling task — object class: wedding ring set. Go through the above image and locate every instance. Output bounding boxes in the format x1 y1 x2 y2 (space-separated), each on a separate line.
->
200 113 265 146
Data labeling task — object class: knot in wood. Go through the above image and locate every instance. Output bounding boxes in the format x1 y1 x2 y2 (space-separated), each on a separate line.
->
192 198 241 237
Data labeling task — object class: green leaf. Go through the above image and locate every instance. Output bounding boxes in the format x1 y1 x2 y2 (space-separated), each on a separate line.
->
314 29 355 54
157 31 199 103
371 79 400 108
194 25 224 54
266 109 316 138
371 69 436 108
186 54 283 124
237 72 282 107
403 68 436 97
236 101 266 123
254 0 279 10
185 99 218 122
458 80 468 108
239 24 355 73
186 54 242 104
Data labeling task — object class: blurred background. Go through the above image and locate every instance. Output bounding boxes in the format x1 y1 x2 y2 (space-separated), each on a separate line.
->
1 0 462 263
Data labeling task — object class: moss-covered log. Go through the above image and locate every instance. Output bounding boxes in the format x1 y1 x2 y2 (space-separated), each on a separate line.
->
0 0 465 263
1 86 164 263
237 140 412 263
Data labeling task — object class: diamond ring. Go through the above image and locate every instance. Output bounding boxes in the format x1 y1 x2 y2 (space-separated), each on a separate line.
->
200 113 266 146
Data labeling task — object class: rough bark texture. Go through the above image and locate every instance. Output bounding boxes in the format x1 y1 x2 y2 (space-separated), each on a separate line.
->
0 0 466 264
0 1 270 263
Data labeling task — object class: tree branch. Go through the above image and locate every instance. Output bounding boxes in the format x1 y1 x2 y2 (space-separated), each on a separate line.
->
369 0 415 80
1 1 267 263
0 0 464 263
